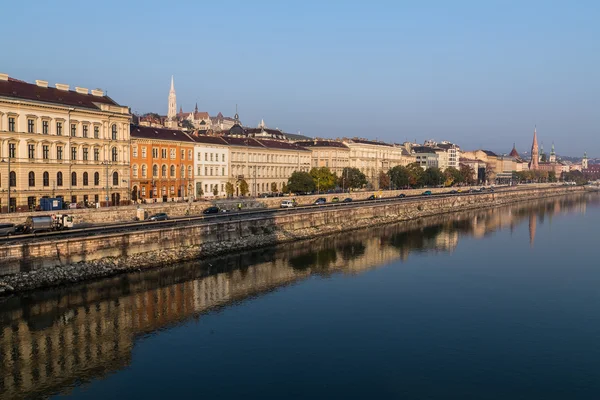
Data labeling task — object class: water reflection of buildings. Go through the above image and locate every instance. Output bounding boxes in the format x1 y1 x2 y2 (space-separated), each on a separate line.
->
0 193 596 399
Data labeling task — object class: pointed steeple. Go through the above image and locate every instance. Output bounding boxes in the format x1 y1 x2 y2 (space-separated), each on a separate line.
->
529 126 539 170
550 142 555 155
170 75 175 92
195 102 198 113
582 151 589 169
234 104 240 125
167 76 177 121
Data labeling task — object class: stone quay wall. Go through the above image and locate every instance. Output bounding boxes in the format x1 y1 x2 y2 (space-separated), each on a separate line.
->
0 185 584 289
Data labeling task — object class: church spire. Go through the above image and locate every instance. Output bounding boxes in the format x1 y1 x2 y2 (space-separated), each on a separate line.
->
170 75 175 92
529 126 539 170
195 102 198 113
167 76 177 121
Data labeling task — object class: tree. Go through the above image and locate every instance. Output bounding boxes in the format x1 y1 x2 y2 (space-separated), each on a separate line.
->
239 179 249 196
212 185 219 196
443 167 462 186
485 163 496 184
180 119 194 131
406 163 425 187
288 171 315 193
225 182 234 197
378 171 390 190
282 184 290 194
271 182 278 192
309 167 337 192
548 171 557 183
388 166 411 189
423 167 444 187
459 164 476 185
340 167 367 190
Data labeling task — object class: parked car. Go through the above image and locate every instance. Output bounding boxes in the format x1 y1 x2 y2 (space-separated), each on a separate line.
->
397 193 406 198
280 200 296 208
449 190 458 194
422 190 432 196
0 223 15 237
331 197 340 203
367 195 376 200
342 197 353 203
202 206 220 214
314 198 326 205
457 189 463 193
148 213 169 221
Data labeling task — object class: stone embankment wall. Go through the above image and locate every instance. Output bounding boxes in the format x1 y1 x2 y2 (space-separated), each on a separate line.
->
0 186 584 286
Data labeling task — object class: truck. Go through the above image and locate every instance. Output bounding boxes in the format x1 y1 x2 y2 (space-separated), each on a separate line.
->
23 214 74 234
39 198 63 211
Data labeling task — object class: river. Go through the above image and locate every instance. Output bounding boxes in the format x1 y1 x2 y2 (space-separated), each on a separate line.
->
1 193 599 399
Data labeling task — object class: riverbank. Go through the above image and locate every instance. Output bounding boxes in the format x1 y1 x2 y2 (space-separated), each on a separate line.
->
0 186 589 296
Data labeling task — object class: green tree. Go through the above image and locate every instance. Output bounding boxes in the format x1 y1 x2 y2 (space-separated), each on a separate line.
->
443 167 462 186
271 182 278 192
548 171 557 183
388 165 411 189
406 163 425 187
180 119 194 131
309 167 337 192
378 171 390 189
288 171 315 193
212 185 219 196
239 179 249 196
340 167 367 190
423 167 444 187
282 183 290 194
225 182 234 197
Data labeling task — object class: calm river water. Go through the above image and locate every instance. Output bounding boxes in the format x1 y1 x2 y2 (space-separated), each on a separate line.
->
1 193 599 399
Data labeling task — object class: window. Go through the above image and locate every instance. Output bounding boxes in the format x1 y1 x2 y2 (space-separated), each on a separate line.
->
42 121 49 134
205 167 207 176
141 187 146 196
153 164 158 177
222 154 225 162
71 124 76 137
210 153 213 161
161 149 167 158
57 146 63 160
222 167 225 176
28 171 35 187
170 149 175 159
9 171 16 187
142 147 147 158
133 147 138 158
43 172 49 187
111 147 118 162
8 117 15 132
43 145 49 160
161 165 167 177
141 165 147 178
94 148 99 161
170 165 175 177
188 166 192 178
57 172 63 186
94 126 99 138
94 172 100 186
188 150 192 160
111 124 117 140
181 166 185 178
210 167 213 176
83 172 89 186
28 119 35 133
83 148 89 161
83 125 88 138
9 143 16 158
153 148 158 158
181 149 185 160
197 152 201 161
28 144 35 159
170 185 175 195
71 172 77 186
113 172 119 186
56 122 62 135
205 153 208 161
133 165 138 178
71 147 77 160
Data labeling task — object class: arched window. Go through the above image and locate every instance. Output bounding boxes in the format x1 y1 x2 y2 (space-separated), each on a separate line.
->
111 147 118 162
43 171 49 187
141 164 147 178
57 172 63 187
162 165 167 177
71 172 77 186
152 164 158 178
188 166 193 178
181 165 185 178
170 165 175 177
111 124 117 140
9 171 16 187
28 171 35 187
113 171 119 186
83 172 89 186
94 172 100 186
132 165 138 178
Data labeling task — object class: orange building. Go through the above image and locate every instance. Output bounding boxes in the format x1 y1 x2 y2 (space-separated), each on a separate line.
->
129 125 195 202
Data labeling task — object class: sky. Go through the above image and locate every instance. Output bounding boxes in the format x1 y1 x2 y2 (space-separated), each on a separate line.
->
1 0 599 157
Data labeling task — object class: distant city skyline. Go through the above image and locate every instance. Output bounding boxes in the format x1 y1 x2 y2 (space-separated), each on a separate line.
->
1 0 598 157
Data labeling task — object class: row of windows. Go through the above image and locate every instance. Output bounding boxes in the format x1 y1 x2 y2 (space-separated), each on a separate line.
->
230 165 302 178
132 164 193 179
132 147 193 161
197 166 227 176
5 171 119 187
231 152 306 163
6 143 120 162
199 152 226 162
6 117 121 140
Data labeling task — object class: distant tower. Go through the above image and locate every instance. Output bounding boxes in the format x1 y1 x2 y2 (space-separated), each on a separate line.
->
539 142 545 162
168 76 177 121
234 104 240 125
258 119 266 129
582 152 589 170
529 127 539 170
549 142 556 163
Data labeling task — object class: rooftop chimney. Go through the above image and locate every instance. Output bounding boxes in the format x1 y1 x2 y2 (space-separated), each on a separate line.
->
0 73 9 81
35 80 48 88
91 88 104 97
75 87 89 94
55 83 69 91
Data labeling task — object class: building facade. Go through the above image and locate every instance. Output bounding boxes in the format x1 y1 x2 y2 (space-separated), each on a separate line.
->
293 139 350 176
342 138 404 188
189 134 230 197
0 73 131 212
129 125 195 202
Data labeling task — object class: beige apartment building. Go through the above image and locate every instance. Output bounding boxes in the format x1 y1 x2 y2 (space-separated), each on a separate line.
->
0 73 131 212
293 139 350 176
343 138 405 187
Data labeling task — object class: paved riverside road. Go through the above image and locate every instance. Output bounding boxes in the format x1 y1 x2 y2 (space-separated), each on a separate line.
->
0 186 543 245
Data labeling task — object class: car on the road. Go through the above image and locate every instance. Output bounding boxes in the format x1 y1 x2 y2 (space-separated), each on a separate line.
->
148 213 169 221
280 200 296 208
449 190 458 194
314 198 326 205
422 190 432 196
367 195 376 200
457 189 463 193
397 193 406 198
342 197 353 203
0 223 15 237
203 206 220 214
331 197 340 203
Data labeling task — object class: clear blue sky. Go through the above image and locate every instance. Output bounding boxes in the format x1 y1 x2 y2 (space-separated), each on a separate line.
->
2 0 598 156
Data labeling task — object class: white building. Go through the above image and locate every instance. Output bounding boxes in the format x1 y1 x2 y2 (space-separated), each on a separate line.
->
190 134 230 198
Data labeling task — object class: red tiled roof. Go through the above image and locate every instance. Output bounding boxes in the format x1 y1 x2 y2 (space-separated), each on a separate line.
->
130 125 196 143
294 140 349 149
0 76 121 110
256 138 311 151
191 134 229 145
221 136 264 148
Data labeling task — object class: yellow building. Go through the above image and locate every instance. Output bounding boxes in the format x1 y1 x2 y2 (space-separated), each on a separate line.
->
293 139 350 176
0 73 131 211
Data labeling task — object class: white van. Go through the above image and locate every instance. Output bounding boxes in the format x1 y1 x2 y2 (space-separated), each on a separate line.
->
280 200 296 208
